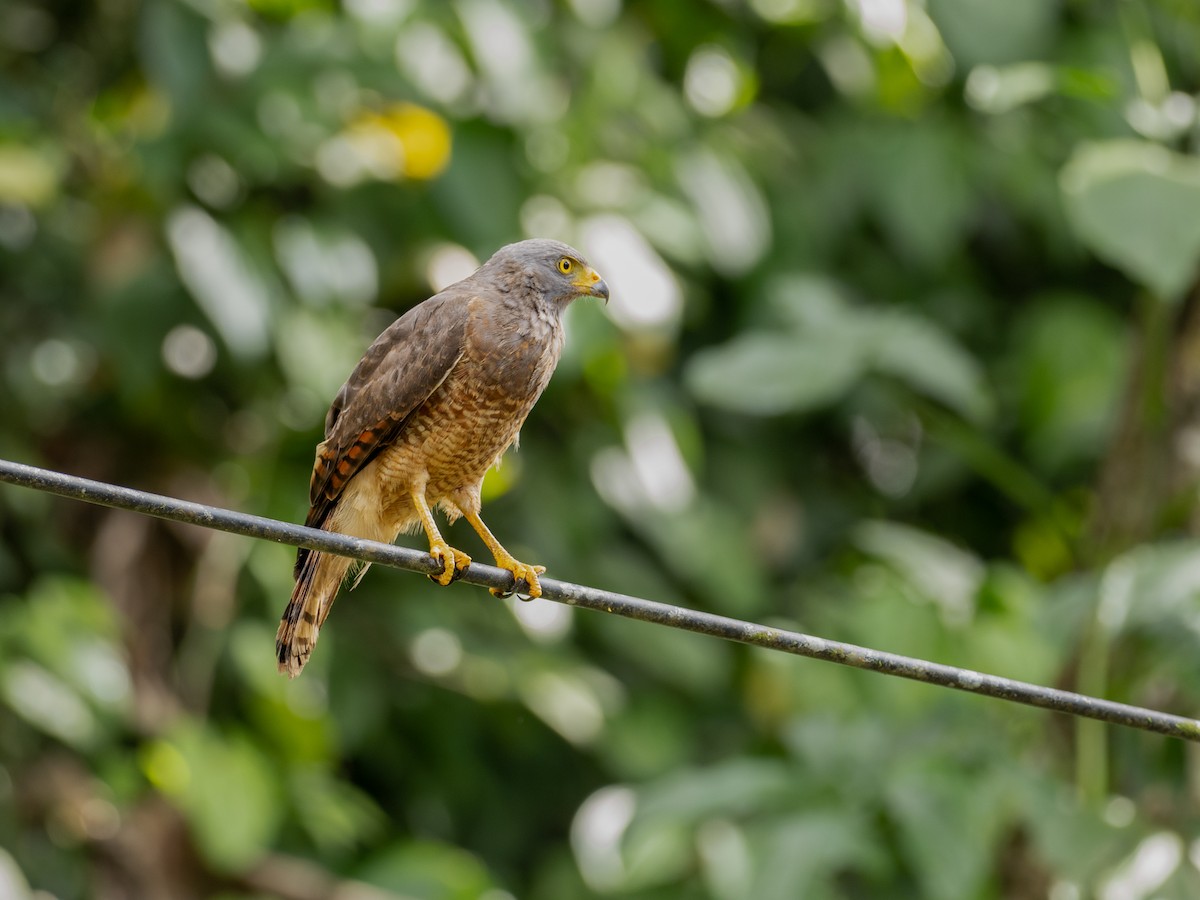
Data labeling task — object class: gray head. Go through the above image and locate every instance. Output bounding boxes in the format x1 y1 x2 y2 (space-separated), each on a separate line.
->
478 238 609 306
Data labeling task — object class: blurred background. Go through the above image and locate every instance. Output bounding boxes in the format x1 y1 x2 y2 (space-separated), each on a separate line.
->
3 0 1200 897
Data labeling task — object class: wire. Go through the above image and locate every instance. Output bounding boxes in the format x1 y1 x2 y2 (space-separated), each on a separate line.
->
2 456 1198 742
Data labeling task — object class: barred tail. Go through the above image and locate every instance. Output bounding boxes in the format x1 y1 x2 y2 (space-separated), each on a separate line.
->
275 547 355 678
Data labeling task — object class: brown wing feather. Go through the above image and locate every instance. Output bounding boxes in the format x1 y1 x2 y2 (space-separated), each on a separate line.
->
296 290 470 573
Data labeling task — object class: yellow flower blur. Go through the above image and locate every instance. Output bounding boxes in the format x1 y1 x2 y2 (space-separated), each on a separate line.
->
347 103 453 182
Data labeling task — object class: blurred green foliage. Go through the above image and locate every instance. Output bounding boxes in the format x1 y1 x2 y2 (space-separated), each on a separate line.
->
3 0 1200 897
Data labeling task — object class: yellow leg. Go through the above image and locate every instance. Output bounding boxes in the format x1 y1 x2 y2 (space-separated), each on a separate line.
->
411 489 471 586
462 509 545 598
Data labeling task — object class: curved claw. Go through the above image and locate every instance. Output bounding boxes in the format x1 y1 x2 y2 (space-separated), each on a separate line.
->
427 541 472 587
490 560 546 599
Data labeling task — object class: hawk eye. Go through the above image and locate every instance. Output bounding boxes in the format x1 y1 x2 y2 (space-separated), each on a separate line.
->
557 258 573 274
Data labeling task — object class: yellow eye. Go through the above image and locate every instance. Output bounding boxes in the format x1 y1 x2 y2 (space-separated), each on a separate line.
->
557 257 573 274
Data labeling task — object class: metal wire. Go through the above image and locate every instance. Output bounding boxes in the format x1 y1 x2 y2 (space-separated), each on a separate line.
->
2 456 1198 742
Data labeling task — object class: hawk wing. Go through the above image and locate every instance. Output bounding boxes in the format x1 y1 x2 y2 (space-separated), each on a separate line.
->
299 290 470 559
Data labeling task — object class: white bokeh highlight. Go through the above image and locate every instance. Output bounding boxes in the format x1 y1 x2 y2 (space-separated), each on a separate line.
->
581 214 681 331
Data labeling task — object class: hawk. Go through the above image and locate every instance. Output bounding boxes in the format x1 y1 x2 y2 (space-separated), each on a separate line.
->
276 239 609 677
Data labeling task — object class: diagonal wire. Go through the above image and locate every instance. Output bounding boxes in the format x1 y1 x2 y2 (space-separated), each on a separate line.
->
2 456 1198 743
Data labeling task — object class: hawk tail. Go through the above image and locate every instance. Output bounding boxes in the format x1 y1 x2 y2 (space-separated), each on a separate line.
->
276 546 355 678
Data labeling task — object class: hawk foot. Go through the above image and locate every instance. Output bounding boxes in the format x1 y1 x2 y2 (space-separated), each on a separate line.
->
490 558 546 599
427 542 472 587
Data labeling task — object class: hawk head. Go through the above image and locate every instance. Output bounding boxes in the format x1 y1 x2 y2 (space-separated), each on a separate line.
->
485 238 610 305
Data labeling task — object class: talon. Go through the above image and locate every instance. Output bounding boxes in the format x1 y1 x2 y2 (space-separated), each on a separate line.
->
490 560 546 599
427 542 471 587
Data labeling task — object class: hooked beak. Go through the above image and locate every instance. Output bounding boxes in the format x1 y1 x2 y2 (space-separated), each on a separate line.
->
574 266 610 303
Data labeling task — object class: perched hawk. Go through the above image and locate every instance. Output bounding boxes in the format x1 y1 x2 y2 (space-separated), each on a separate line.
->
276 239 609 677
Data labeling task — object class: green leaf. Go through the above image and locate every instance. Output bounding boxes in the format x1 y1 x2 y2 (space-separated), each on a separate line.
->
143 724 283 873
928 0 1058 67
687 298 991 422
964 62 1058 114
748 810 880 900
868 312 993 423
1019 774 1133 881
631 499 770 615
685 333 864 415
0 577 131 747
290 768 385 855
865 123 975 267
887 764 1013 900
1095 540 1200 633
635 758 798 825
1008 294 1126 470
137 0 212 109
854 520 984 624
1 661 97 748
356 841 495 900
1061 140 1200 303
767 274 851 331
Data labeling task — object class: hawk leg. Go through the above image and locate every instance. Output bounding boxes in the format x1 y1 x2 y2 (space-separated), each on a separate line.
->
462 508 546 599
410 488 472 585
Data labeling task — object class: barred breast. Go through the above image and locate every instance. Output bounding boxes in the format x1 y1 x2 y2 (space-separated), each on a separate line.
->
373 297 564 521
